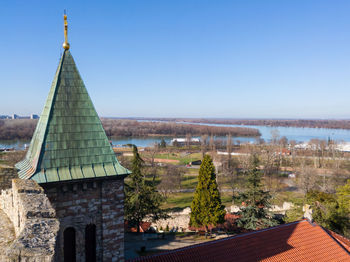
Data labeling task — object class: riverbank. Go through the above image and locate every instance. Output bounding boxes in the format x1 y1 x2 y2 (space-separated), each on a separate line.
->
4 118 350 149
136 118 350 130
0 119 260 141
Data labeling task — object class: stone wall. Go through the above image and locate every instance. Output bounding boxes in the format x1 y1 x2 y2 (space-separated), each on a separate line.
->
229 201 294 215
43 177 125 262
151 207 191 232
152 203 294 232
0 179 59 262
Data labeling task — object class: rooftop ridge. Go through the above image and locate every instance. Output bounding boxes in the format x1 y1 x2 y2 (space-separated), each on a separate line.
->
322 228 350 254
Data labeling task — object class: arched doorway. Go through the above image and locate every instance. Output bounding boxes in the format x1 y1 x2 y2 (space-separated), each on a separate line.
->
85 224 96 262
64 227 76 262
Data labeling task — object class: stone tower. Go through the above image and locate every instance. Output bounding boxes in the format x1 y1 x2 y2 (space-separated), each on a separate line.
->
16 14 129 262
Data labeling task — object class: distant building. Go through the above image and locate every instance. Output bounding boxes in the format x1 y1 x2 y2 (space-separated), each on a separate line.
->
289 173 296 178
30 114 39 119
190 160 202 166
11 114 18 119
171 138 200 146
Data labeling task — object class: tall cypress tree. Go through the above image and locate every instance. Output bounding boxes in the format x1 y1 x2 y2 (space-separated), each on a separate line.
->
236 155 278 230
190 155 226 231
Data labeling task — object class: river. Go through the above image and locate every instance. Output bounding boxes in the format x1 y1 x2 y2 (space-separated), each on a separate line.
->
2 122 350 150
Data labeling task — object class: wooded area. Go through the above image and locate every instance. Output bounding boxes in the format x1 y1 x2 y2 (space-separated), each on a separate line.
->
101 119 260 138
140 118 350 130
0 119 260 140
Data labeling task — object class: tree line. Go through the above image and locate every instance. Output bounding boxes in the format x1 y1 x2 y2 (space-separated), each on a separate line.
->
0 119 260 140
138 118 350 130
101 119 261 137
0 119 38 140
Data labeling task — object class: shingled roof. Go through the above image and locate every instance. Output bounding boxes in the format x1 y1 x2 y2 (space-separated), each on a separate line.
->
129 220 350 262
15 50 129 183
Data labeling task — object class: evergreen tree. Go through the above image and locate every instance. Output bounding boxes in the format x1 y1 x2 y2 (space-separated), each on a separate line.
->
236 155 278 230
306 181 350 237
190 155 226 231
159 138 167 148
337 179 350 214
124 145 167 233
335 180 350 237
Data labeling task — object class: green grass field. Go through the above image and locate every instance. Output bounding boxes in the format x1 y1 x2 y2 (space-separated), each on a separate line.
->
128 150 305 213
181 175 198 189
163 188 233 211
148 152 202 165
164 192 195 210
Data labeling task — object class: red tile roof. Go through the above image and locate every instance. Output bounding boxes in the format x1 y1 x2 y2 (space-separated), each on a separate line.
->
128 220 350 262
325 229 350 252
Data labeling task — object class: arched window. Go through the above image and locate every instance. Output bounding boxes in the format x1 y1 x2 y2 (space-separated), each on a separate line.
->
85 224 96 262
64 227 76 262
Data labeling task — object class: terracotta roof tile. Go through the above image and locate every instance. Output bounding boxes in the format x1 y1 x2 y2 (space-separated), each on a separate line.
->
325 229 350 252
128 220 350 262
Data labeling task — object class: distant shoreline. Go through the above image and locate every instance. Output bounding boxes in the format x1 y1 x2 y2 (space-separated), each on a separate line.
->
3 117 350 142
0 118 260 141
118 118 350 130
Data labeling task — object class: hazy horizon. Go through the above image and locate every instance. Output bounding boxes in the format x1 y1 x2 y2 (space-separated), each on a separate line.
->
4 113 350 120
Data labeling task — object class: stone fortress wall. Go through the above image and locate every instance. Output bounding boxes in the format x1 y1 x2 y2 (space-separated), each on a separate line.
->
152 202 294 232
0 168 126 262
0 173 59 262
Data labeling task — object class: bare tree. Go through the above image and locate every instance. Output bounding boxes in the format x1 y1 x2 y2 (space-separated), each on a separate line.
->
297 161 318 194
260 146 280 192
201 134 208 157
150 143 161 183
209 135 216 156
226 134 232 168
186 133 192 150
319 140 327 168
279 136 288 148
238 154 252 173
158 166 184 198
329 140 341 170
270 129 280 145
308 139 327 168
289 140 297 168
149 143 159 168
223 156 239 199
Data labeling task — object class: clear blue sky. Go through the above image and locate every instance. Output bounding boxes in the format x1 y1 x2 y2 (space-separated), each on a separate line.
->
1 0 350 118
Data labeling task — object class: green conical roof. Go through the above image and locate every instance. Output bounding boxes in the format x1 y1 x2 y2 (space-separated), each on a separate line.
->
16 50 129 183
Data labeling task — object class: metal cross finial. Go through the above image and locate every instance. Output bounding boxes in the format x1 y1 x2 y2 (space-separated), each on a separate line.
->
63 11 70 50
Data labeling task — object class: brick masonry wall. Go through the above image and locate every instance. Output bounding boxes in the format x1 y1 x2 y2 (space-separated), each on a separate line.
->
101 179 125 262
42 177 125 262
